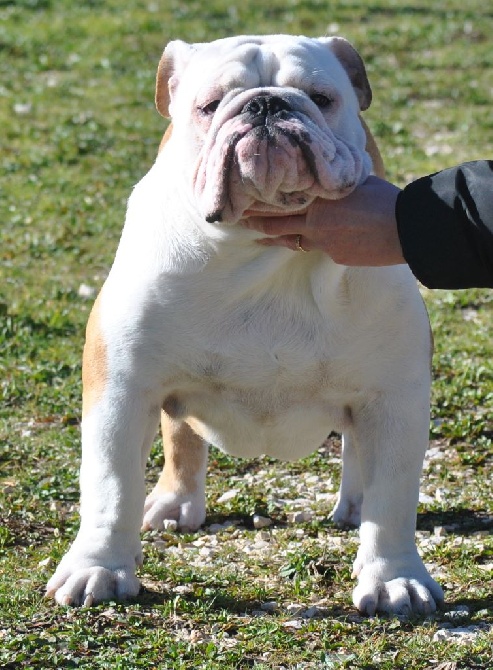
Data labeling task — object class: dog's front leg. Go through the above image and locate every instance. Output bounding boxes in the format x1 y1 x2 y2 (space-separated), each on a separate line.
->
350 391 444 616
46 297 161 606
143 414 208 531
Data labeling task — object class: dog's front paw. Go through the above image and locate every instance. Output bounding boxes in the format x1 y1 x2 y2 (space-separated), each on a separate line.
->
143 489 206 531
352 555 444 616
46 536 142 606
47 564 141 606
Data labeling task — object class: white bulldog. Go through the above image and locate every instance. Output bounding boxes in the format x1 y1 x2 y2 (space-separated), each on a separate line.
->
47 34 444 616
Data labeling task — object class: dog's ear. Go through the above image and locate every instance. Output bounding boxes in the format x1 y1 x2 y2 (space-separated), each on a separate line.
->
155 40 198 117
323 37 372 111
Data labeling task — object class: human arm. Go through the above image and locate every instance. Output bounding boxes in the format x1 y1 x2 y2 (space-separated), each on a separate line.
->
396 160 493 288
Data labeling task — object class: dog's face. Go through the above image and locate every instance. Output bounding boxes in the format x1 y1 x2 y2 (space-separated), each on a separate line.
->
156 35 373 223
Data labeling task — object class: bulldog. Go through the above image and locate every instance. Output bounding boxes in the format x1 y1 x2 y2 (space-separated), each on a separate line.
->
47 34 444 616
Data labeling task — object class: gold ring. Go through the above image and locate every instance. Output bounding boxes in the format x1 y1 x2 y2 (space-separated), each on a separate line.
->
295 234 308 252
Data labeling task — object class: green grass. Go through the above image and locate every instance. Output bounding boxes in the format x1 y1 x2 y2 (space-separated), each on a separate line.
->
1 0 492 667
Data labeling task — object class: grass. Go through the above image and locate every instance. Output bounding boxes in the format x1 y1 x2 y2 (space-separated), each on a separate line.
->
1 0 492 667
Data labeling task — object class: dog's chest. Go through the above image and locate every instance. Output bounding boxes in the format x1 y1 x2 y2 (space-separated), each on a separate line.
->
156 274 364 450
182 334 332 411
106 250 422 459
162 269 337 386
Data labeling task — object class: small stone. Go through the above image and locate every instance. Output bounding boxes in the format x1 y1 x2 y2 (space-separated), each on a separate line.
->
255 530 271 542
315 492 337 502
78 283 96 299
285 603 304 615
199 546 214 557
253 539 270 550
435 488 446 502
189 629 205 643
283 619 303 629
260 601 278 612
252 514 272 529
217 489 240 503
286 511 312 524
302 606 320 619
433 625 487 643
38 557 53 568
462 308 478 322
434 526 447 537
445 605 470 620
174 584 193 595
208 523 225 533
163 519 178 531
477 563 493 572
14 102 32 115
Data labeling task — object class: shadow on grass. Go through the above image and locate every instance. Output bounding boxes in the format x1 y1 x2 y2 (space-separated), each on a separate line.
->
139 584 262 615
444 595 493 614
417 508 492 534
137 579 355 618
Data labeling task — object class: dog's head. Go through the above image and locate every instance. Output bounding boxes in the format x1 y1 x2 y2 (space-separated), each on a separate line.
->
156 35 373 224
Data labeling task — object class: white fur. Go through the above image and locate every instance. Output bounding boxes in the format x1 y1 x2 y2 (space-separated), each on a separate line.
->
47 35 444 615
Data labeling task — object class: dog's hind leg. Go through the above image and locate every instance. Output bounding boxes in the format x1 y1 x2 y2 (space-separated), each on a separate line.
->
143 413 208 531
331 432 363 527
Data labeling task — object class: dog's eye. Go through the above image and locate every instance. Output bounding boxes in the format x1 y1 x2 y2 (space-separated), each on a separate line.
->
310 93 333 109
200 100 221 115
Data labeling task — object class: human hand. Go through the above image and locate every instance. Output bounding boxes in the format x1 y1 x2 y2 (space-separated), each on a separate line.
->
243 176 405 266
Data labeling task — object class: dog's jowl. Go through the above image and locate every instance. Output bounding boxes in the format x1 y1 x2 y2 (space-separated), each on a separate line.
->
47 34 444 616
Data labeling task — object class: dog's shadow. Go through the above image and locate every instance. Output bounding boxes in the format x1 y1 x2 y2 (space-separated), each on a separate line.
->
136 507 492 616
416 508 492 535
137 582 352 620
137 583 258 614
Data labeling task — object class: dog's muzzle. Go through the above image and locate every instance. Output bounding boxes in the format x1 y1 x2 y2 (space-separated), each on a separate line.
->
193 89 371 224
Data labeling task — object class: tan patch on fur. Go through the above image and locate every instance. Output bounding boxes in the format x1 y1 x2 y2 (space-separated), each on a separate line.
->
158 123 173 153
154 413 206 495
82 292 108 418
360 115 385 178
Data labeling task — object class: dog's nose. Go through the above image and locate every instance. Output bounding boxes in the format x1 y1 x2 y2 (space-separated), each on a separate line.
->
242 95 292 120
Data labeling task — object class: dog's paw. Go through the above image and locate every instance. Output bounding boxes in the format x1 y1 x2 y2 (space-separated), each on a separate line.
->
47 565 141 606
352 556 444 616
46 535 143 606
331 493 362 527
142 490 206 531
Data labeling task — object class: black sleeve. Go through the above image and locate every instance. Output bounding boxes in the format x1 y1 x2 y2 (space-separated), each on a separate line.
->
395 160 493 288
